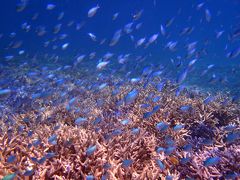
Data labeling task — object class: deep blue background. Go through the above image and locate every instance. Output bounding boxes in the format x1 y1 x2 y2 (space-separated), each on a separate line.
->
0 0 239 64
0 0 240 95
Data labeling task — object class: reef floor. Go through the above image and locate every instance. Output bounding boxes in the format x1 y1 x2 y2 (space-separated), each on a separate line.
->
0 63 239 180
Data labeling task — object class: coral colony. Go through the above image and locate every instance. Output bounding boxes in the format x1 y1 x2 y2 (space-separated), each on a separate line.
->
0 64 239 179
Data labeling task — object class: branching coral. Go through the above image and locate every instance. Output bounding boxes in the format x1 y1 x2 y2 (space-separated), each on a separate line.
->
0 65 239 180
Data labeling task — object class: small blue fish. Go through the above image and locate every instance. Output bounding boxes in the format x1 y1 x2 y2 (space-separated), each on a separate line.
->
180 157 191 164
112 129 122 136
156 122 169 132
185 178 195 180
160 25 166 36
27 144 32 149
112 12 119 20
205 9 211 22
23 118 30 123
227 47 240 59
177 68 188 84
75 117 87 125
188 59 197 67
224 125 236 132
32 139 41 147
7 155 16 163
152 69 162 77
173 124 184 131
53 125 60 131
31 157 38 163
180 105 192 112
0 89 11 95
110 29 122 46
99 83 108 90
46 4 56 10
103 163 111 169
122 159 133 168
68 97 76 105
152 105 161 114
38 157 46 164
125 89 139 105
225 132 239 143
183 144 192 152
156 159 165 170
156 82 165 92
18 125 25 133
146 92 155 101
31 93 41 99
166 41 178 51
166 175 173 180
131 128 140 134
4 55 14 61
165 146 176 155
92 117 102 125
156 147 165 153
86 175 95 180
56 79 65 85
196 2 205 10
203 96 215 105
48 134 57 145
165 136 175 146
143 111 153 119
225 172 239 179
142 66 153 76
152 96 161 103
202 138 214 145
121 119 130 125
27 130 33 137
140 103 150 108
101 174 108 180
112 89 120 96
86 145 97 156
203 157 220 167
45 152 55 159
175 85 185 97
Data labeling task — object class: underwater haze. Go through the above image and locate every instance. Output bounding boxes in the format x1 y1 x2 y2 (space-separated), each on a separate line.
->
0 0 240 179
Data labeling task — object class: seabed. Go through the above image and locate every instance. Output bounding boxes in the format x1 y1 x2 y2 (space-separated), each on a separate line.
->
0 62 239 180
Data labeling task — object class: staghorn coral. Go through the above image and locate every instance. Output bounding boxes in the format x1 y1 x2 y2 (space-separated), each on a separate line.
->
0 65 239 180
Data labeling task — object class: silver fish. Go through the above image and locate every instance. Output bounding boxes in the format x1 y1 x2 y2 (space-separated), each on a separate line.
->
46 4 56 10
97 61 109 70
61 43 69 50
205 9 211 22
110 29 122 46
160 25 166 36
88 33 97 41
196 2 205 10
136 37 146 47
58 12 64 20
53 24 62 34
216 30 224 39
136 23 143 30
124 22 134 34
112 12 119 20
146 33 159 47
133 9 144 20
88 5 100 18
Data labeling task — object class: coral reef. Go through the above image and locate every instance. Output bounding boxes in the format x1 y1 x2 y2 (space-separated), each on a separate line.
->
0 64 239 180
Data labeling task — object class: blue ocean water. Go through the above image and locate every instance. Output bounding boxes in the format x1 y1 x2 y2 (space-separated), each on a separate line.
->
0 0 239 98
